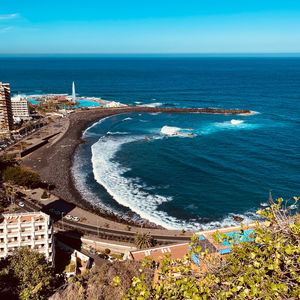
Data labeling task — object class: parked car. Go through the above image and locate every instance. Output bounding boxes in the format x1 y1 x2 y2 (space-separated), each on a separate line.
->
108 256 117 262
65 215 72 220
18 201 25 207
88 249 96 255
72 216 80 222
98 254 109 259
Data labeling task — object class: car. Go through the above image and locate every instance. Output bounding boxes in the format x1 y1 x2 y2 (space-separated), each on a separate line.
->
98 254 109 259
49 208 55 213
88 249 96 255
55 210 61 215
18 201 25 207
28 198 33 201
65 215 72 220
108 256 117 262
72 216 80 222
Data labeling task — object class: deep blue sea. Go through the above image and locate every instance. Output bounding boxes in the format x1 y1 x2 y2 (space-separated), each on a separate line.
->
0 57 299 229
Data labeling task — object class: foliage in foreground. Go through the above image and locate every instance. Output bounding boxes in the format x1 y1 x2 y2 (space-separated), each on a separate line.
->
115 198 300 299
0 247 57 300
3 165 40 188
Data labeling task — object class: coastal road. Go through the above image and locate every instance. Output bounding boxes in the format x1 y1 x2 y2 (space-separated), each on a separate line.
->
21 198 192 244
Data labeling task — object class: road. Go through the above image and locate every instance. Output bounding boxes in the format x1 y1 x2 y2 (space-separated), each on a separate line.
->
21 198 192 244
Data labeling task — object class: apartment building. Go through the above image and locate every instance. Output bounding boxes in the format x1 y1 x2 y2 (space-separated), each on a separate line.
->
11 95 31 121
0 212 55 264
0 82 13 131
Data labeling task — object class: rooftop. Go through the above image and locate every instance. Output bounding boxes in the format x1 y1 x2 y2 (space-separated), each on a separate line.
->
0 211 49 225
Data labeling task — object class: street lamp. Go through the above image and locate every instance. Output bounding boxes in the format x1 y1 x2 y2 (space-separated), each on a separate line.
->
61 212 64 231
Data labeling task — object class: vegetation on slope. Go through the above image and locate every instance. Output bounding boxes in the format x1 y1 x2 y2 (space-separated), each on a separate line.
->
0 247 58 300
50 261 154 300
116 198 300 299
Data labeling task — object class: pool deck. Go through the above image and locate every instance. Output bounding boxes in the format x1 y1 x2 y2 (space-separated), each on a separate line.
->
196 223 256 254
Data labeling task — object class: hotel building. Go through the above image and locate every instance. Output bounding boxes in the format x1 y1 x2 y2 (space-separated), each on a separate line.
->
11 95 31 121
0 212 55 264
0 82 13 131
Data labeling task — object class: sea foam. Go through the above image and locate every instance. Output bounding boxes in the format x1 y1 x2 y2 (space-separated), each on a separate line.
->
230 119 244 125
160 126 181 135
138 102 163 107
91 135 183 229
90 134 258 230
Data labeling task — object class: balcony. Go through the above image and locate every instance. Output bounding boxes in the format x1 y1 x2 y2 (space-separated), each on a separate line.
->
7 231 19 237
20 231 32 237
34 239 47 245
6 223 19 228
35 229 47 235
6 241 19 247
20 240 33 246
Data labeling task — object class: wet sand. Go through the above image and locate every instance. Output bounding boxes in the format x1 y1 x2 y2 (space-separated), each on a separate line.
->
22 106 251 229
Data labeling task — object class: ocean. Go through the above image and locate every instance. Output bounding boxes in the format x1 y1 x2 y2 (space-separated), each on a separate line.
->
1 56 299 229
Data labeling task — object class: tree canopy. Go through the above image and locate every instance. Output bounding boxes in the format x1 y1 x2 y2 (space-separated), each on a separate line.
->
3 165 40 188
0 247 57 300
134 232 155 250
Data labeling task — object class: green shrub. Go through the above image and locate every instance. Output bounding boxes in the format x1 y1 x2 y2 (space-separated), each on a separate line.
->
117 198 300 299
104 248 111 255
3 165 40 188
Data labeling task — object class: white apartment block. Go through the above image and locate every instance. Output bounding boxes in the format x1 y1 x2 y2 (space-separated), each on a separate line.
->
11 95 31 122
0 212 55 264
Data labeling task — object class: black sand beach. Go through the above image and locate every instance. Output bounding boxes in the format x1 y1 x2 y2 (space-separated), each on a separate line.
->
22 106 251 228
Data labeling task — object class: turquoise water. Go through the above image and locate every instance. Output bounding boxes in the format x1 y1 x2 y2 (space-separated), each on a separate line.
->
28 99 101 107
221 229 255 246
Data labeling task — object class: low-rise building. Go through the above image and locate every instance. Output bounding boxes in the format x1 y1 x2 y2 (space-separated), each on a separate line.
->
128 243 190 262
11 95 31 122
105 101 126 108
0 212 55 264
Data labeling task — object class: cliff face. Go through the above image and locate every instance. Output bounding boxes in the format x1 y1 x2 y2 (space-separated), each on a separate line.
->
50 261 154 300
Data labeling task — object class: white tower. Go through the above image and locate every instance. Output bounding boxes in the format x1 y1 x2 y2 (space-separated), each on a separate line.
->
72 81 76 103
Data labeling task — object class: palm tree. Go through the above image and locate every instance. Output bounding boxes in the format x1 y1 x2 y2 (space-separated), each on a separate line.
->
134 232 154 249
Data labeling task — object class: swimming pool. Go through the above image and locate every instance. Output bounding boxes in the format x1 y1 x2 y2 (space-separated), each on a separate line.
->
220 229 255 246
28 99 101 108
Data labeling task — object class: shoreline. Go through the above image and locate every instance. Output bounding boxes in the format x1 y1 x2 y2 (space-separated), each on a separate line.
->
22 106 251 230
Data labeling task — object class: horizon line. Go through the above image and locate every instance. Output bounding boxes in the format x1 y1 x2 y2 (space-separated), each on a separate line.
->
1 52 300 58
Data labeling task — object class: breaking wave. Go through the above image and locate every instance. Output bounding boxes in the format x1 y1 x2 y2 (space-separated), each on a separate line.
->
90 134 258 229
160 126 181 135
138 102 163 107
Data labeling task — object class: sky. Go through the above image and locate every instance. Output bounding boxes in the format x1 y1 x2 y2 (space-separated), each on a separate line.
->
1 0 300 54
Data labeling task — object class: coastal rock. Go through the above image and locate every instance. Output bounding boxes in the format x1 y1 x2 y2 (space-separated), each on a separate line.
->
232 215 244 222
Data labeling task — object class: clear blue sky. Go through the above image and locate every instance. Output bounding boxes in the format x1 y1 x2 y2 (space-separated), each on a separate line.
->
1 0 300 54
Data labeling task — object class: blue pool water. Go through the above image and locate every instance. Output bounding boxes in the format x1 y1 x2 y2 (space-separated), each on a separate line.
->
0 57 299 230
220 229 255 246
28 99 101 108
